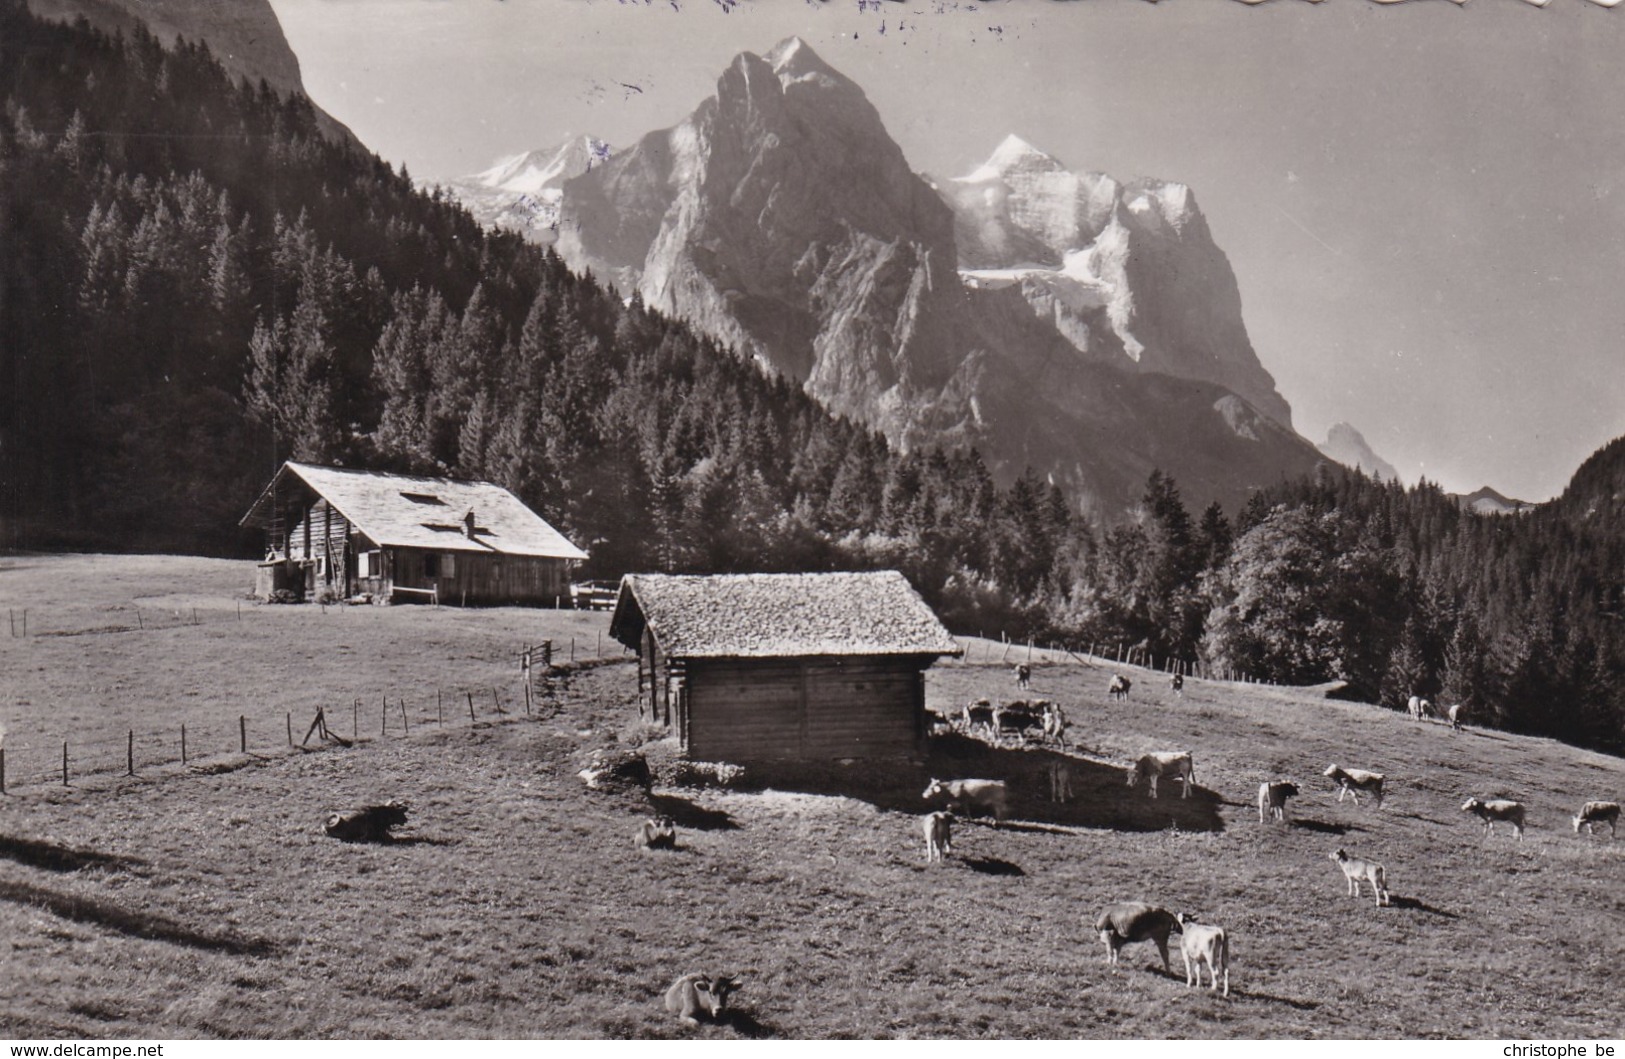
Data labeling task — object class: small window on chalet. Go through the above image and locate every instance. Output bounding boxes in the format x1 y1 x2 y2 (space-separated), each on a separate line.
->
442 553 456 577
423 553 439 578
358 551 381 578
400 492 446 506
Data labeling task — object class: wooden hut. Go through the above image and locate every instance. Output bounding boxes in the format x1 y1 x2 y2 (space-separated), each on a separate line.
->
240 461 587 605
609 571 962 762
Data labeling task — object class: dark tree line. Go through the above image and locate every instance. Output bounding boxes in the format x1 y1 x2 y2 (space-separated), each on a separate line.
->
3 2 1620 753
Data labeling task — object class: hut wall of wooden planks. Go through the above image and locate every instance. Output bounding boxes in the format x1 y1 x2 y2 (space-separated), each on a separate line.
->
610 572 959 762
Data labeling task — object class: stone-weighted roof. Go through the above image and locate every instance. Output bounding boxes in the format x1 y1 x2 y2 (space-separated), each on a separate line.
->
610 571 961 659
241 461 587 560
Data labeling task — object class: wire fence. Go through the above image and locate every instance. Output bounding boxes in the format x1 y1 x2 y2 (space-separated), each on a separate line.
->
0 675 574 793
949 633 1275 687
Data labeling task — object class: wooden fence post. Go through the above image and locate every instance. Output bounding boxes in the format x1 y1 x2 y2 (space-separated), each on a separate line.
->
353 698 360 740
381 696 388 736
286 712 293 746
62 741 68 786
467 692 476 723
127 730 134 776
400 698 409 734
492 687 503 715
181 724 188 765
0 747 6 793
239 715 247 754
437 689 444 726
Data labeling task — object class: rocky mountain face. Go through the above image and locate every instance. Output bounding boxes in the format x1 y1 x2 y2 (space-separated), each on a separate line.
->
1318 422 1401 483
444 136 610 245
552 38 1325 517
940 135 1293 429
32 0 357 147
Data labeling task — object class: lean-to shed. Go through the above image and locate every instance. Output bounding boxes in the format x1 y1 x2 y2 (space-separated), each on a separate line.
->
240 461 587 605
609 571 962 762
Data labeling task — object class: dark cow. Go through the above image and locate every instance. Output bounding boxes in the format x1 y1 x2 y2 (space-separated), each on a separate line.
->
324 800 410 842
1014 664 1032 690
1094 902 1183 971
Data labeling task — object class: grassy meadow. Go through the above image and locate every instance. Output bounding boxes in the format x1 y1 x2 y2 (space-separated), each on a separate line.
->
1 554 1622 1039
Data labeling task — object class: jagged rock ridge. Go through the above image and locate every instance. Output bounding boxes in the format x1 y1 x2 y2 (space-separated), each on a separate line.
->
553 38 1325 518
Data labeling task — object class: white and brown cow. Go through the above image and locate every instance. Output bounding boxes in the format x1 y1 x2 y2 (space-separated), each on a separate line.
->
1128 751 1195 799
1461 797 1526 841
1324 764 1385 809
1572 801 1620 839
1258 781 1300 824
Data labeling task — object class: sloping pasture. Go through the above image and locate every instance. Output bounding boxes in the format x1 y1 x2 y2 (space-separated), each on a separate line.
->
1 555 1622 1038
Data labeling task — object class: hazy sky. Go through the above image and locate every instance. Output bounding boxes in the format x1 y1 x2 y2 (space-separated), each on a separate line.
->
270 0 1625 502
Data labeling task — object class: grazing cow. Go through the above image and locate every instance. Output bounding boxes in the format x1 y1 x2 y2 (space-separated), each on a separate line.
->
1258 781 1300 824
1170 672 1184 698
1108 674 1133 702
663 973 741 1027
1015 664 1032 690
1461 797 1526 841
961 699 996 736
637 815 678 851
324 800 409 842
1128 751 1195 799
1093 902 1183 972
994 700 1045 743
1323 764 1385 809
577 748 653 794
1572 801 1620 838
1329 848 1390 907
923 811 954 861
923 778 1010 824
1407 695 1433 722
1175 914 1230 997
1446 703 1467 732
1039 700 1070 748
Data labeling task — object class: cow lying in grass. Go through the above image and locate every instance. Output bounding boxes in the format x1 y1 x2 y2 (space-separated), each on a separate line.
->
324 800 409 842
664 973 742 1027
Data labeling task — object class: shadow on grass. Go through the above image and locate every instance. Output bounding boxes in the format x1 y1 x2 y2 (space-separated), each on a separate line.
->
0 879 274 955
1388 895 1459 919
718 1010 776 1039
0 835 146 874
384 834 459 847
1231 986 1321 1010
958 855 1025 877
1291 818 1363 836
650 794 739 832
728 734 1225 834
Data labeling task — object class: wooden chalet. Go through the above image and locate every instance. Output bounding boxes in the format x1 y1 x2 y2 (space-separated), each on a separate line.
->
609 571 962 762
240 461 587 605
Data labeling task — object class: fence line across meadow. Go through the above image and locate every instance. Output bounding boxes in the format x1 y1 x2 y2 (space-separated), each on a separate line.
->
0 674 573 794
950 634 1273 688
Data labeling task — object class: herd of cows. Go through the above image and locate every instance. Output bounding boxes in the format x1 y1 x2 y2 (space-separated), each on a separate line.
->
606 666 1621 1028
910 669 1622 1004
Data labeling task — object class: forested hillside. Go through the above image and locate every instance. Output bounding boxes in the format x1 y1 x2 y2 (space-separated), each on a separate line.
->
1 2 1620 754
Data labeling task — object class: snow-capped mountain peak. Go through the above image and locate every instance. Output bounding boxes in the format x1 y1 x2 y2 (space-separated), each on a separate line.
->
445 136 611 243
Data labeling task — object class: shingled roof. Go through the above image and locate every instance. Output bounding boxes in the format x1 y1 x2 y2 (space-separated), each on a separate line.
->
240 462 587 560
609 571 962 660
